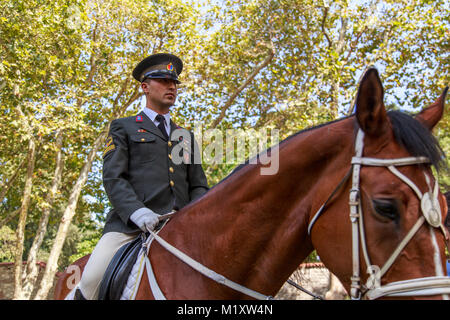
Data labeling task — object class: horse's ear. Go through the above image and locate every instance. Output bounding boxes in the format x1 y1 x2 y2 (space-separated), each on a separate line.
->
355 68 389 137
415 87 448 131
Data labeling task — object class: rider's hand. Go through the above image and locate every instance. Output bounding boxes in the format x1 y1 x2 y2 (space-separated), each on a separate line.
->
130 208 159 232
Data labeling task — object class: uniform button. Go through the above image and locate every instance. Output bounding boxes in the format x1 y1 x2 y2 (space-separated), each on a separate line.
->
170 180 175 187
168 141 172 147
168 154 172 160
169 167 174 173
141 138 145 142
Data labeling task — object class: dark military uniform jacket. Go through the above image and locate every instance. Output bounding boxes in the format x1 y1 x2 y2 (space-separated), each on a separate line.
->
102 111 209 234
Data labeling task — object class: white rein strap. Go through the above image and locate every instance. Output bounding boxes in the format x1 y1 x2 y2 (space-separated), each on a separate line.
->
144 227 274 300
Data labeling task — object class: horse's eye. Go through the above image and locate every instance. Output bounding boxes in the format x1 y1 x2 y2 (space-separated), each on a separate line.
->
372 199 398 221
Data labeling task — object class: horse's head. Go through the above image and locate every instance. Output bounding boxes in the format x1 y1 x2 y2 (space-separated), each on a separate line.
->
311 68 449 299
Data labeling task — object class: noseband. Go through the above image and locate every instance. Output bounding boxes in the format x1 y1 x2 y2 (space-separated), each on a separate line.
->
309 128 450 300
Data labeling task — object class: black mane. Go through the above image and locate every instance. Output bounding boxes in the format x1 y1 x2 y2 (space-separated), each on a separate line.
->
388 110 446 171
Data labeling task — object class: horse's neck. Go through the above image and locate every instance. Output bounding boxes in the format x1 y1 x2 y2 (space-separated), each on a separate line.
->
160 119 354 297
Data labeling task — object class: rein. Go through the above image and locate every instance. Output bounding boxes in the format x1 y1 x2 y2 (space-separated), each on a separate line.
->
308 128 450 300
142 212 274 300
146 212 322 300
145 226 274 300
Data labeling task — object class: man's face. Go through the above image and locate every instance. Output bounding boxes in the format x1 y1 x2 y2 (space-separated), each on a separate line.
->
142 78 178 109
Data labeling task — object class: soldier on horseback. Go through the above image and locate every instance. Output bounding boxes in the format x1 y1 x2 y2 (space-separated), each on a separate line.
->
74 53 209 300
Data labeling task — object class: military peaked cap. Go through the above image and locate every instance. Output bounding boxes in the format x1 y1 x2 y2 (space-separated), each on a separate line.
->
132 53 183 83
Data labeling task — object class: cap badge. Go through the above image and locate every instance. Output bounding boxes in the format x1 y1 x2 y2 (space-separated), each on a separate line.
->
167 63 174 71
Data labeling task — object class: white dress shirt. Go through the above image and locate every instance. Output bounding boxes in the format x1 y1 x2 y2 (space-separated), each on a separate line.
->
142 107 171 137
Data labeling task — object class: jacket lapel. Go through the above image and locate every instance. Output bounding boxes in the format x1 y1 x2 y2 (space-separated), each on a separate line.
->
138 111 167 141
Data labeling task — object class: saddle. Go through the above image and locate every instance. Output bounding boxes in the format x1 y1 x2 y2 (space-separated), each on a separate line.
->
98 235 143 300
97 215 174 300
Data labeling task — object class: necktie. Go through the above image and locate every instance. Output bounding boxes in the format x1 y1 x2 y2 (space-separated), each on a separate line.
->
155 114 169 140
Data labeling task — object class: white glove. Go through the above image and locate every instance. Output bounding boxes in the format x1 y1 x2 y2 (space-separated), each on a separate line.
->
130 208 159 232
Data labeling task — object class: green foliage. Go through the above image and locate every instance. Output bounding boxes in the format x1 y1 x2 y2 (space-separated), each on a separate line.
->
68 231 101 265
304 251 320 263
0 226 16 262
436 108 450 191
184 0 449 186
0 0 448 272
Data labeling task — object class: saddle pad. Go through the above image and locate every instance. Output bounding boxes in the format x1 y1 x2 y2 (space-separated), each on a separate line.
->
98 235 142 300
120 249 147 300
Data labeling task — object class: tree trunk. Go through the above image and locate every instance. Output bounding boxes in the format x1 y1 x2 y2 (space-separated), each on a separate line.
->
21 130 65 300
33 85 141 300
33 130 107 300
13 137 37 300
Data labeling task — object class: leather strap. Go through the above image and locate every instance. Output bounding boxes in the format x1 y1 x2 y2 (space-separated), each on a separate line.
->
351 156 430 167
147 229 274 300
349 129 364 299
366 276 450 300
145 243 167 300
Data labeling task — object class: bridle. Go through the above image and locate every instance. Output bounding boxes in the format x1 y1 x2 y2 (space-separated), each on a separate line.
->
308 128 450 300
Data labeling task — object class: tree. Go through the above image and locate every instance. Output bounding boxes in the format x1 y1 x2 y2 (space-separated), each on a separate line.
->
0 0 447 299
1 0 212 299
171 0 448 181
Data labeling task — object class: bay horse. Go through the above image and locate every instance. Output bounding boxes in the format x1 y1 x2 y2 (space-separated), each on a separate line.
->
55 68 449 300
